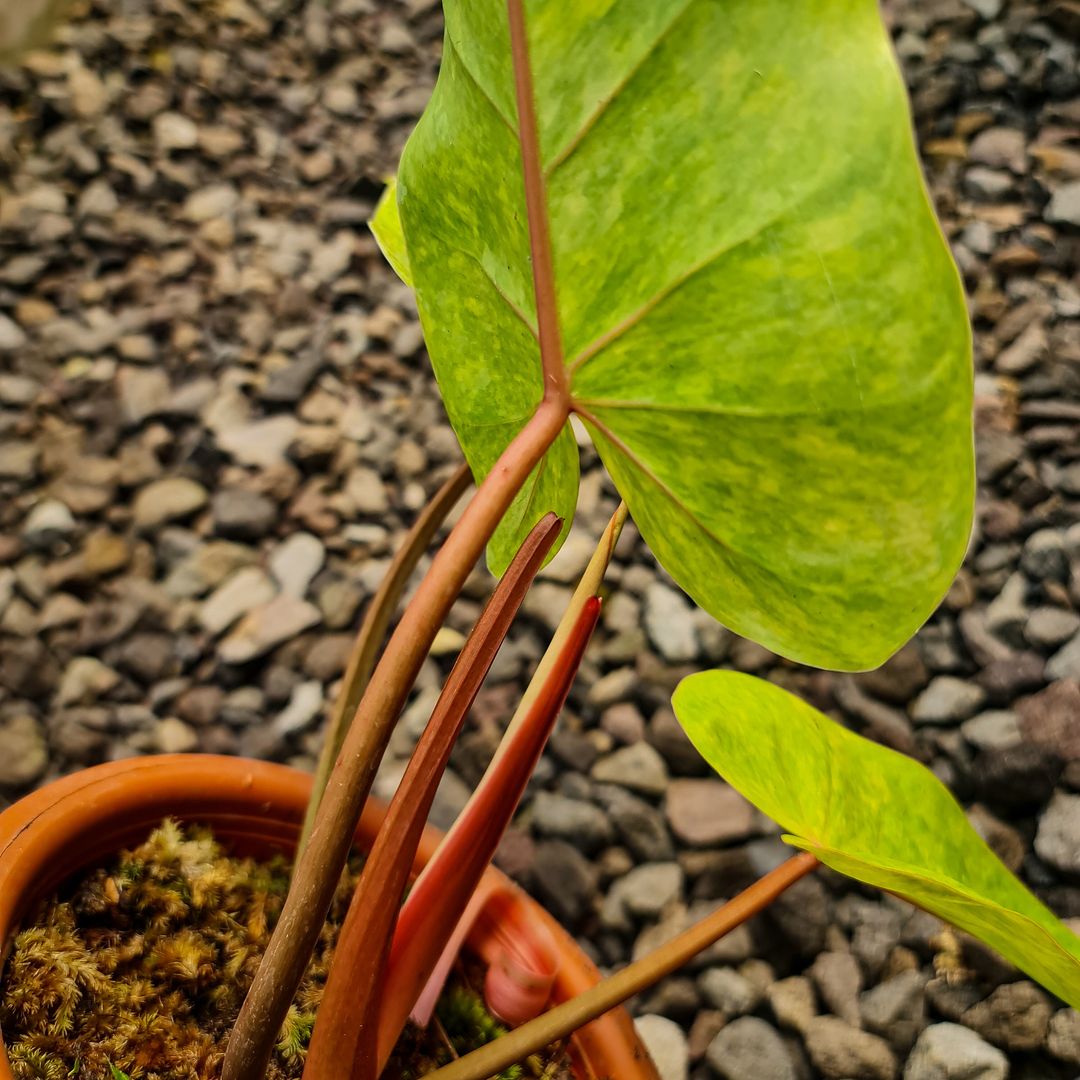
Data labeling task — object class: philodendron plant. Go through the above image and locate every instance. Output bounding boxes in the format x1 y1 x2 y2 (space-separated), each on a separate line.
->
16 0 1071 1077
214 2 1080 1076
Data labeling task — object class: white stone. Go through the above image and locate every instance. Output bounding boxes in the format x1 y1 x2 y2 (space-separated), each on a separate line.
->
269 532 325 598
0 314 27 352
200 567 277 636
218 594 321 664
634 1015 687 1080
273 680 324 735
22 498 76 542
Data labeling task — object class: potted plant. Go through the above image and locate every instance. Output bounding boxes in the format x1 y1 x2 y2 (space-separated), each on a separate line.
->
0 496 655 1078
2 1 1078 1078
0 754 651 1080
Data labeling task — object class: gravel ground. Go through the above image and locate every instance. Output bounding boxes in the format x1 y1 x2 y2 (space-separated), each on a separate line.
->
1 1 1079 1078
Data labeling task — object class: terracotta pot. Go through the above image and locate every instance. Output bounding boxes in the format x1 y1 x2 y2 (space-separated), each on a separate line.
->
0 755 658 1080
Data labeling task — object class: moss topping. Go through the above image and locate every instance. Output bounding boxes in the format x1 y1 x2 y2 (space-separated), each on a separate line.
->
0 822 568 1080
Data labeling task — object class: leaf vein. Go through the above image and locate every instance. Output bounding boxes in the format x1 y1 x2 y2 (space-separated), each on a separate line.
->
444 34 517 136
542 0 699 177
566 212 791 377
574 405 788 589
573 398 906 421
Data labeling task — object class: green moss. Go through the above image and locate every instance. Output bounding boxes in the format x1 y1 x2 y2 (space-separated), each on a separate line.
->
1 821 569 1080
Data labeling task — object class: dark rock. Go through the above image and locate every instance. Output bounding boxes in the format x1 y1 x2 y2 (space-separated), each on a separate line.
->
260 353 324 405
1017 679 1080 762
648 706 711 776
765 876 830 960
594 785 674 862
1021 528 1070 583
641 977 701 1024
858 643 930 704
46 708 110 761
810 951 863 1026
974 651 1045 702
0 638 60 698
78 600 142 651
173 685 224 727
531 840 597 924
547 729 600 773
962 981 1053 1051
844 899 903 979
211 488 278 540
492 827 535 883
970 743 1062 807
665 779 756 847
860 970 928 1051
967 804 1025 873
834 677 917 754
302 634 353 681
115 633 177 683
531 791 613 853
925 978 987 1022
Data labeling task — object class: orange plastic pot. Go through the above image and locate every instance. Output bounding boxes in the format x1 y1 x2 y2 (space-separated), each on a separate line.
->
0 755 658 1080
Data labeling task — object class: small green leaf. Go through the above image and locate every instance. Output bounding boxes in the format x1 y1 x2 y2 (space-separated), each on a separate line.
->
394 0 972 665
109 1066 131 1080
672 671 1080 1008
370 179 413 288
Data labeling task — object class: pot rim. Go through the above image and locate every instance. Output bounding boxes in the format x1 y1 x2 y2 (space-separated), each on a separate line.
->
0 754 657 1080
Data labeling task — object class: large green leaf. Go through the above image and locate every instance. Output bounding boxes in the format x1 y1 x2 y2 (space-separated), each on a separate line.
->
672 671 1080 1008
388 0 972 668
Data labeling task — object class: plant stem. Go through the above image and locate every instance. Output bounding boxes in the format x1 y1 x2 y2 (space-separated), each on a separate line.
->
296 461 472 861
225 5 571 1072
425 853 819 1080
303 514 562 1080
507 0 565 400
221 400 567 1080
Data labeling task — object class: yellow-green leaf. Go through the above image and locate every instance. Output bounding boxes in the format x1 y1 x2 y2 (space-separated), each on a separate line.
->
672 671 1080 1008
391 0 973 667
370 179 413 288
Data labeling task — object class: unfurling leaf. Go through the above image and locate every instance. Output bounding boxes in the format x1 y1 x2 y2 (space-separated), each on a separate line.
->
672 671 1080 1007
382 0 972 670
381 595 602 1062
394 504 626 1040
